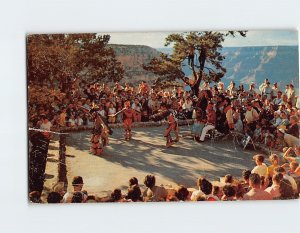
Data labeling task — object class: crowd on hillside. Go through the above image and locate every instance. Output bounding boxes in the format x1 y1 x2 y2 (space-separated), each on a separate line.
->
29 147 300 203
29 78 300 150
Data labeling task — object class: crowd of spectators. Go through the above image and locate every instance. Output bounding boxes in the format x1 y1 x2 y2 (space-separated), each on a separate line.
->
29 148 300 203
29 78 299 151
28 77 300 203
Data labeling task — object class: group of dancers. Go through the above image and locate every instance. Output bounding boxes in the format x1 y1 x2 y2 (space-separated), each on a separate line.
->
87 101 180 155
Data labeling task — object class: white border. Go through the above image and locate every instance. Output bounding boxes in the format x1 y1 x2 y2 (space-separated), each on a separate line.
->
0 0 299 232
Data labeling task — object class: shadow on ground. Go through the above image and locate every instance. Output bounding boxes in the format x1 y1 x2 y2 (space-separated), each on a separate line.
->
64 126 262 187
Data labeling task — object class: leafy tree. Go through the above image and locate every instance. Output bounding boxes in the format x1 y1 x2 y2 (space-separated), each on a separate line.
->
27 33 124 92
143 31 246 96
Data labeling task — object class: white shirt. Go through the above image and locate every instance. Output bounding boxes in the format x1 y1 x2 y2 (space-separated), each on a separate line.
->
283 174 298 193
75 118 83 126
251 163 268 177
40 121 52 131
68 119 76 127
265 184 280 198
190 189 205 201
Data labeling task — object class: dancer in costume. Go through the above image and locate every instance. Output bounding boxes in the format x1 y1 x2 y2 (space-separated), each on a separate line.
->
162 104 179 147
90 110 104 155
89 109 113 155
123 101 135 140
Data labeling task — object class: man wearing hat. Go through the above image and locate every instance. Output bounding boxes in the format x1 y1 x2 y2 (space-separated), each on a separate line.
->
244 102 259 132
62 176 87 203
261 81 273 100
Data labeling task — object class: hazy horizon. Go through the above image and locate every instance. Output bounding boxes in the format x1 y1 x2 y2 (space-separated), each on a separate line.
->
105 30 298 48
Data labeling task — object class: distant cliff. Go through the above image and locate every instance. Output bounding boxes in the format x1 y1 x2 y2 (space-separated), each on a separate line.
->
109 44 299 89
109 44 160 83
158 46 299 88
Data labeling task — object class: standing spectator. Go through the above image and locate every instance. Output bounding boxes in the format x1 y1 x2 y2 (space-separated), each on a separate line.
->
107 103 116 123
261 81 273 100
272 82 280 99
286 84 296 106
251 155 268 177
132 98 142 122
40 115 52 138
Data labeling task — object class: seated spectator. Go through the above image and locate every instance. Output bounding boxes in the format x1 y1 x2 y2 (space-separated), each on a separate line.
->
236 183 246 200
52 182 66 197
72 191 84 203
282 115 300 147
86 195 97 203
68 114 76 127
126 185 142 202
224 174 233 184
109 189 124 202
63 176 87 203
212 186 223 200
288 161 299 176
129 177 139 188
196 196 206 201
29 191 42 203
253 124 262 143
271 112 282 127
142 175 167 202
278 111 289 127
190 177 205 201
274 167 298 194
221 185 236 201
47 192 63 203
199 102 216 142
243 173 272 200
241 170 251 193
251 155 268 178
277 179 295 200
265 173 283 199
175 185 190 201
75 114 83 126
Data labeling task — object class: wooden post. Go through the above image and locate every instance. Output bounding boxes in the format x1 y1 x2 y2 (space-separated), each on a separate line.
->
58 133 67 185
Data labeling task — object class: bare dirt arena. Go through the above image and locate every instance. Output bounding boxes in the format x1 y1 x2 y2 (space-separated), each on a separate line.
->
45 126 262 196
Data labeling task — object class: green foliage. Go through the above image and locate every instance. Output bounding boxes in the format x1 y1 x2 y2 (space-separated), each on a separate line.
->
27 33 124 90
143 31 246 95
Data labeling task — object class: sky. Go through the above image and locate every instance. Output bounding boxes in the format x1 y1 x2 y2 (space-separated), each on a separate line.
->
105 30 298 48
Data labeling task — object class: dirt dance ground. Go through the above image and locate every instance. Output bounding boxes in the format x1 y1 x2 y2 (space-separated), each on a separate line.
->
44 126 262 196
